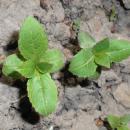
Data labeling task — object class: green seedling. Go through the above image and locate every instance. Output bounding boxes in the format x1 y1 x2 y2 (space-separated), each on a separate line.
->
72 18 80 32
2 16 64 116
107 114 130 130
109 5 117 22
69 31 130 78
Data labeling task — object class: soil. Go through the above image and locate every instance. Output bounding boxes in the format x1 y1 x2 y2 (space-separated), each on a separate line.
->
0 0 130 130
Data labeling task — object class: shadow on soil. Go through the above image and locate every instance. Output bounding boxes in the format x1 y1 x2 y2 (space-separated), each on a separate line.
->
59 63 96 88
103 119 112 130
13 79 40 124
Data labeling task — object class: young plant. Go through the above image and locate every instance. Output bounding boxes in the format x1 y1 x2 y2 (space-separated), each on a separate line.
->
107 114 130 130
109 5 117 22
69 31 130 78
2 16 64 116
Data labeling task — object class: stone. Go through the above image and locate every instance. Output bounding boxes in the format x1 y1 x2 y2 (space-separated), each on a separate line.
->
63 85 100 111
71 111 100 130
63 0 102 20
113 83 130 108
120 57 130 74
53 23 71 42
0 0 40 47
122 0 130 9
0 83 23 129
80 9 112 42
39 0 65 23
87 9 112 41
54 110 100 130
97 70 122 88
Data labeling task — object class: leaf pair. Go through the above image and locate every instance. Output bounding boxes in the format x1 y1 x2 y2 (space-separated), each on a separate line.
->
107 114 130 130
69 31 130 78
93 38 130 66
2 16 64 116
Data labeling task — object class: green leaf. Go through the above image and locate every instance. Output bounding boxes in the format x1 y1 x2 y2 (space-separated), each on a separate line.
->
69 49 97 77
107 115 121 129
106 39 130 62
93 38 130 63
120 114 130 125
36 62 53 74
73 19 80 31
118 125 129 130
109 5 117 22
95 54 110 68
18 16 48 60
2 54 23 77
78 32 96 49
89 71 100 79
27 73 57 116
40 49 64 73
16 60 35 78
93 38 109 54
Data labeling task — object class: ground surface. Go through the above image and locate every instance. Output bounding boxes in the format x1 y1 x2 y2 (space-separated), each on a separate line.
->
0 0 130 130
